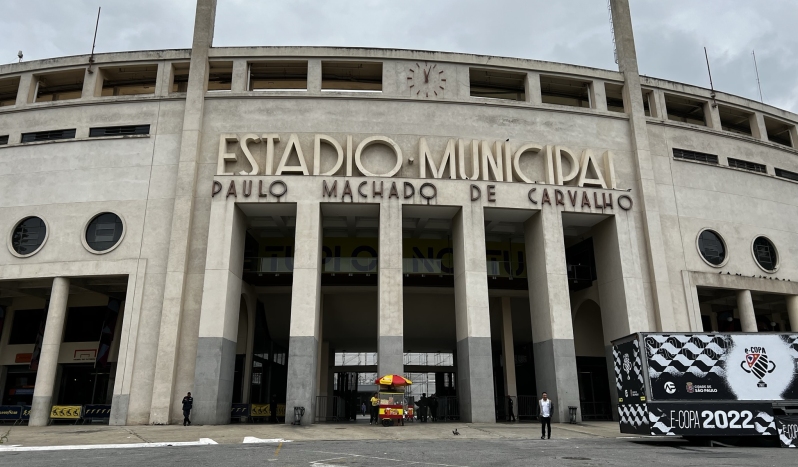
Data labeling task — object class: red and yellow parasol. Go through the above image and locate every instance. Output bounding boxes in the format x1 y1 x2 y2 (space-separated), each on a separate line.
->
376 374 413 387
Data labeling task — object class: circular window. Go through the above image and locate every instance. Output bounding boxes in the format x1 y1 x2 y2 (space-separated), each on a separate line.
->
83 212 125 253
696 229 727 267
752 236 778 272
9 216 48 257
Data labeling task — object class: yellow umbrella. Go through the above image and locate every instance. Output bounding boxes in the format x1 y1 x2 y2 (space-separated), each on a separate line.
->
376 374 413 386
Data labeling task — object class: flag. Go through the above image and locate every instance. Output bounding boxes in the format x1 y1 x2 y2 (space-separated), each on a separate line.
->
29 301 49 371
95 298 121 368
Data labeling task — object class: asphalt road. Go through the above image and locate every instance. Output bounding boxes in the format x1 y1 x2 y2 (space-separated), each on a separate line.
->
0 437 792 466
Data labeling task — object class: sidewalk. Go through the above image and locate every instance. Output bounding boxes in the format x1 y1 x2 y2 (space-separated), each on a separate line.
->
0 421 625 447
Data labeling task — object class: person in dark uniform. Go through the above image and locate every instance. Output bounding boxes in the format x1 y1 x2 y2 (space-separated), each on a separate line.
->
269 394 278 423
417 393 428 422
182 392 193 426
507 396 516 422
429 395 439 422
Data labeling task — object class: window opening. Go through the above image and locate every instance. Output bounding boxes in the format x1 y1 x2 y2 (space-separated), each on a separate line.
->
664 94 706 126
697 230 726 266
85 212 124 252
717 105 752 136
752 236 777 272
0 76 21 106
89 125 150 137
469 68 525 101
775 168 798 182
208 61 233 91
322 61 382 92
8 309 46 345
605 83 624 113
21 129 76 143
641 90 652 117
249 60 308 91
11 216 47 255
0 135 8 145
171 62 190 93
100 65 157 96
672 148 718 164
540 75 590 108
728 157 766 174
763 116 794 147
33 69 85 102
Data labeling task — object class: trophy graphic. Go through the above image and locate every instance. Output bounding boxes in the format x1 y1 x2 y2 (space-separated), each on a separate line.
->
741 348 777 388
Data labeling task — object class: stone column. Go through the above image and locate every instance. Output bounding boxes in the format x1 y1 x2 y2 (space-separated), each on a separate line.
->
526 72 542 105
452 204 496 423
500 297 517 398
591 80 608 111
787 295 798 333
150 0 218 424
191 202 247 424
378 201 404 377
750 113 769 142
524 210 580 423
29 277 70 426
706 102 722 130
736 289 757 332
285 200 322 424
610 0 675 331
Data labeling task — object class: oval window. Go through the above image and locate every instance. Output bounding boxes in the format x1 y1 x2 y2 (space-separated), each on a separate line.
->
752 236 778 272
697 229 726 267
11 217 48 256
85 212 124 252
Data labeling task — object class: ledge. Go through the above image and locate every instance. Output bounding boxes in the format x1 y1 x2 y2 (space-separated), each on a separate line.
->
0 134 150 150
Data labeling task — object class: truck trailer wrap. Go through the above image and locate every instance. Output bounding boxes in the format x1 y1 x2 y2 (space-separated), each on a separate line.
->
612 333 798 446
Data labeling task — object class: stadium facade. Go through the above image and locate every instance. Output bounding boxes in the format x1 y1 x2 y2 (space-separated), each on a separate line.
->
0 0 797 426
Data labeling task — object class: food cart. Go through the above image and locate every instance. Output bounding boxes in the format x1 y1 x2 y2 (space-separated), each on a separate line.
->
375 374 412 427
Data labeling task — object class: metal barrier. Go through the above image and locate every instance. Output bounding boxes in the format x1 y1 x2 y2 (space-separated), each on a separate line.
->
435 396 459 421
230 403 249 422
315 396 346 422
579 401 612 421
82 404 112 423
517 395 539 421
0 405 30 425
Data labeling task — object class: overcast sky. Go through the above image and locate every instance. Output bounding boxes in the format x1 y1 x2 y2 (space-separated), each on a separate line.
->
2 0 796 113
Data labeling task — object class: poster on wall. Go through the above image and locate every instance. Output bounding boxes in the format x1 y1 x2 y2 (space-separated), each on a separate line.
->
646 334 798 401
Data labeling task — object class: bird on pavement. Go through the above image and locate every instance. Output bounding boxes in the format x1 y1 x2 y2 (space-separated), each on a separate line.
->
452 429 459 435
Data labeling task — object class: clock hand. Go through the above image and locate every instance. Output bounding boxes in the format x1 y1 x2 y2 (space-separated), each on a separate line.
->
424 68 429 83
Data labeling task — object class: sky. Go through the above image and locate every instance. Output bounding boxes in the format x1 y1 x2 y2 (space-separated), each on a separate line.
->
1 0 796 113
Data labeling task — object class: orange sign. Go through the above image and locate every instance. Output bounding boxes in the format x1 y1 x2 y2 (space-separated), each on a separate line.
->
15 353 32 364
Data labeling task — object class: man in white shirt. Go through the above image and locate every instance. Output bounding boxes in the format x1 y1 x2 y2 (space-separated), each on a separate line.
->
539 392 552 439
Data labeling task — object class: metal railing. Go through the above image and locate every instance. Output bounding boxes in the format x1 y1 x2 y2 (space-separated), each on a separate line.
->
579 401 613 421
244 257 294 273
402 258 453 275
486 261 525 279
517 395 540 421
321 257 377 275
315 396 346 422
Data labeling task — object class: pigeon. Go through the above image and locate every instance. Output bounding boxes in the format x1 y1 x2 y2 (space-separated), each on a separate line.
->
452 429 459 435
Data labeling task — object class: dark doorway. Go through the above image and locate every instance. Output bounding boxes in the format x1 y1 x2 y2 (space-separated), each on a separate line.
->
576 357 612 420
57 363 112 405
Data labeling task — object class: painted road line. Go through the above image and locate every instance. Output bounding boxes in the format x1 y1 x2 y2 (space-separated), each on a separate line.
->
0 438 217 452
242 436 292 444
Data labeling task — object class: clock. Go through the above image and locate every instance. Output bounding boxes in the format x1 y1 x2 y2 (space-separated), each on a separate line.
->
408 62 446 98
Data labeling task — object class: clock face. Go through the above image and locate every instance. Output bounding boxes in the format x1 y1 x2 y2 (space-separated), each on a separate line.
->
408 62 446 98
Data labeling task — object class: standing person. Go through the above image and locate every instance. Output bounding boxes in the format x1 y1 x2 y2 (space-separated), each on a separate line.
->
507 396 516 422
361 401 367 417
269 394 278 424
429 395 438 422
182 392 193 426
370 392 379 425
539 392 552 439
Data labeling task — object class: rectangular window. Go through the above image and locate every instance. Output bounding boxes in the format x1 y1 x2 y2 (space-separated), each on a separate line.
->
33 69 85 103
171 62 190 93
249 60 308 91
21 128 76 143
728 157 767 174
0 135 8 145
672 148 718 164
718 105 753 136
469 68 525 101
605 83 624 113
775 167 798 182
101 64 158 96
664 94 706 126
540 75 590 108
641 90 652 117
763 116 794 147
322 61 382 92
0 76 21 107
8 309 45 345
89 124 150 137
208 61 233 91
63 306 107 343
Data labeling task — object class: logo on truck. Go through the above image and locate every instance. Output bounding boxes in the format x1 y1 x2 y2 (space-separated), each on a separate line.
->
623 353 632 380
741 347 777 388
664 381 676 394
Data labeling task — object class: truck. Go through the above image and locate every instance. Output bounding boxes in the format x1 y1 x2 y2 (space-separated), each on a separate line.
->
612 332 798 447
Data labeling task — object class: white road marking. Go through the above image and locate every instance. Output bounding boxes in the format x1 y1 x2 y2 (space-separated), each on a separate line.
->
309 450 469 467
242 436 292 444
0 438 218 452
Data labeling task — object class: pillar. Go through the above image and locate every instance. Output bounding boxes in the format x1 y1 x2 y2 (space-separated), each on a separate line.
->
231 59 248 92
526 72 542 105
591 80 608 111
706 102 722 130
149 0 218 424
500 297 517 398
191 202 247 424
29 277 70 426
610 0 675 331
378 201 404 377
285 200 322 424
787 295 798 332
452 204 495 423
524 210 580 423
750 113 769 142
307 59 322 95
736 289 757 332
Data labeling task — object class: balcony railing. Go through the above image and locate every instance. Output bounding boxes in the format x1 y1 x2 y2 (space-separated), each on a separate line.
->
402 258 453 276
244 257 294 274
486 260 526 279
322 257 377 275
